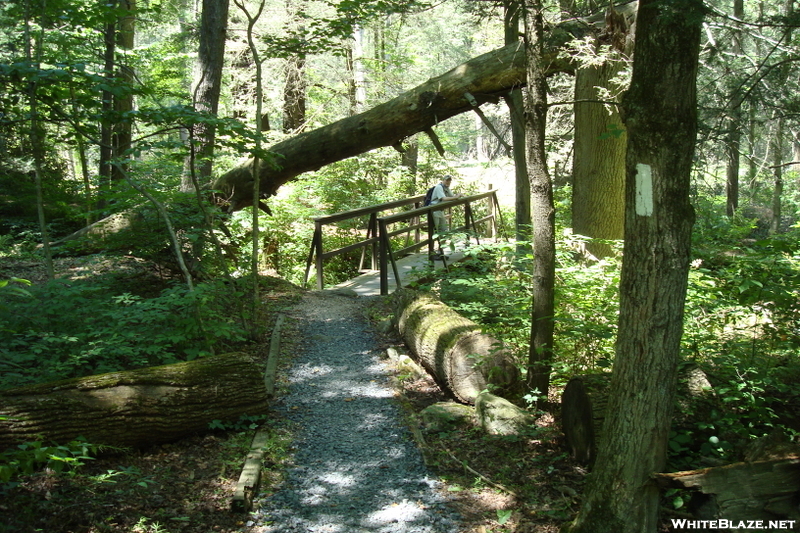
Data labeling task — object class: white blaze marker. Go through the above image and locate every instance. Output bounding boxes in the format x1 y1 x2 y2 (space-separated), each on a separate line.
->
635 163 654 216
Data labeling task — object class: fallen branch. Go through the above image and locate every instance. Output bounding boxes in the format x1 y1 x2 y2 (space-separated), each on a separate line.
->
441 443 519 498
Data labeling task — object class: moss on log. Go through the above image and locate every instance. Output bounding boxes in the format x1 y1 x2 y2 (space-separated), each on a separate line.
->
0 352 268 450
393 288 521 404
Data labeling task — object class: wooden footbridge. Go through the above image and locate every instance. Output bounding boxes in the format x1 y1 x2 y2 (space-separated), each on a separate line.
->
303 190 505 296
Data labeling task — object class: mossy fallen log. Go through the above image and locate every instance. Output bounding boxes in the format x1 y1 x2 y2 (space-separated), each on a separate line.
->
393 288 521 404
0 352 268 450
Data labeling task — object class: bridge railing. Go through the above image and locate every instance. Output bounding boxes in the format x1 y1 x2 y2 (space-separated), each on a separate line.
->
303 190 503 293
377 190 502 294
303 195 425 290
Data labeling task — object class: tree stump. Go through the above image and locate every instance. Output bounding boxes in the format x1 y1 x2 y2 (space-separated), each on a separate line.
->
0 352 268 450
393 288 521 404
560 373 612 465
561 367 717 465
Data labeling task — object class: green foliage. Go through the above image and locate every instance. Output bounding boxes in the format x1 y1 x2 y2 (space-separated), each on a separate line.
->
0 437 100 489
0 277 32 301
428 233 622 380
0 277 256 390
207 413 268 432
425 220 800 470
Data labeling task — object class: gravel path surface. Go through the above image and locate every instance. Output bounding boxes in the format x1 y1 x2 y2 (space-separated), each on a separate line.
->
249 291 463 533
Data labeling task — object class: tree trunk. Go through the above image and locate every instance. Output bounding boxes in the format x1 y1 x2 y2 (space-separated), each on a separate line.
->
561 373 611 465
393 289 521 404
504 0 532 250
24 2 54 280
571 3 633 258
211 33 581 212
182 0 230 192
347 24 367 116
0 352 268 451
770 116 784 234
564 1 703 531
562 367 716 466
572 61 627 257
283 53 306 134
282 0 307 134
725 0 744 218
524 0 556 407
111 0 135 185
98 10 116 211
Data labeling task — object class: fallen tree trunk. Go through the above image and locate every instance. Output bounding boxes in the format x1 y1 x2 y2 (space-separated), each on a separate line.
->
393 288 521 404
654 457 800 525
212 19 597 212
213 5 643 212
0 352 268 450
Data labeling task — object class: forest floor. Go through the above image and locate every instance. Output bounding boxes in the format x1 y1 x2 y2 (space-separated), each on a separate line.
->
2 257 585 533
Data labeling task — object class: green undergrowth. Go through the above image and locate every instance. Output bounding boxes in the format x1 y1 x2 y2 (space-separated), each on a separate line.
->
0 267 301 391
412 229 800 470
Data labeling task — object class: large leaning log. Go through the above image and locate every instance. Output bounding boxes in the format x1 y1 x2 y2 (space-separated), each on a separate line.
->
0 352 268 451
211 20 602 212
393 288 521 404
213 4 641 212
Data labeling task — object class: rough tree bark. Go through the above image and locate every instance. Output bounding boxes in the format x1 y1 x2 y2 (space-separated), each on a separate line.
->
564 0 703 531
572 62 627 256
503 0 532 249
0 352 268 450
725 0 744 218
524 0 556 407
111 0 135 185
393 289 521 404
182 0 230 192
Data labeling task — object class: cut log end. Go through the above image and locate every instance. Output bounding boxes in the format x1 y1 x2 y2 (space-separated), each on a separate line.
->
560 374 611 465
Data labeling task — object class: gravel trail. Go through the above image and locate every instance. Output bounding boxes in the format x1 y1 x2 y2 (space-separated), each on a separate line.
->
249 291 463 533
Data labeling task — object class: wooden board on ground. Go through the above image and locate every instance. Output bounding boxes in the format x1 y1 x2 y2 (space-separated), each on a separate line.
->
232 429 271 513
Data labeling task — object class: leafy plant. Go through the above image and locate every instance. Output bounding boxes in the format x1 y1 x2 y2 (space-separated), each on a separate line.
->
0 437 101 488
0 277 256 389
208 413 268 432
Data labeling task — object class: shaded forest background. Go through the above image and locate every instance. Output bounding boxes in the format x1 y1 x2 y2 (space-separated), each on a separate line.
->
2 0 800 531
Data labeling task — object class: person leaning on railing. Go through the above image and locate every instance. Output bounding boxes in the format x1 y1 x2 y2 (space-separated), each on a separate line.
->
429 175 463 233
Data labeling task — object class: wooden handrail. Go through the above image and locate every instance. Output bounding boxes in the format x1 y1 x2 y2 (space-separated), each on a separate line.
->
378 190 502 294
303 195 425 289
303 190 503 293
311 195 424 224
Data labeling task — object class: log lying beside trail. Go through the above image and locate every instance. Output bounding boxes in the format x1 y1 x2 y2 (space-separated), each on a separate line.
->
0 352 269 450
393 288 521 404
